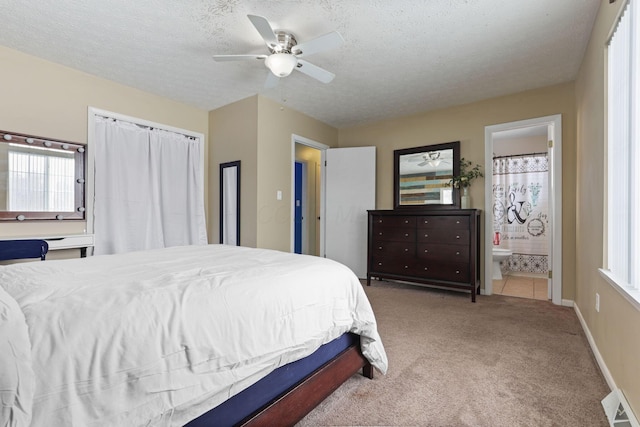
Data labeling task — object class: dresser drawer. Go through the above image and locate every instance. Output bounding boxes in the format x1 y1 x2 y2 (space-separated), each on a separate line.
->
417 215 468 230
417 243 469 262
412 260 471 283
372 226 416 243
371 240 415 257
417 228 469 245
371 256 415 275
371 215 416 228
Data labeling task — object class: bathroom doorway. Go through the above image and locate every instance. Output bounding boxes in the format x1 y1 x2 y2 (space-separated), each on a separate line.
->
484 115 563 305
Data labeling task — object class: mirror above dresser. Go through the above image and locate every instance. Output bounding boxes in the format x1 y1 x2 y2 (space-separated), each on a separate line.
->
393 141 461 210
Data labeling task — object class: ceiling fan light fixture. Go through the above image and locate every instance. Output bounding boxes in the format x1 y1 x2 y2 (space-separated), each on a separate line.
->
265 53 297 77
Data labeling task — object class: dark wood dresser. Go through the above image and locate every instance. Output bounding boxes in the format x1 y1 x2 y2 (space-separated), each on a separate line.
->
367 209 481 302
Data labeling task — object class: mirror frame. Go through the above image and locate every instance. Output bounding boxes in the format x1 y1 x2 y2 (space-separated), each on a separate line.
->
220 160 241 245
393 141 461 210
0 129 86 221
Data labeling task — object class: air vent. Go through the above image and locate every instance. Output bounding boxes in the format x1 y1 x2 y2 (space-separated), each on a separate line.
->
602 389 639 427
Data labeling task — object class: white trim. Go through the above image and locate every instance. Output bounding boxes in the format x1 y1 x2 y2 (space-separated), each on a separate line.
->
561 299 574 307
290 134 329 254
87 107 206 239
484 114 563 305
573 302 616 391
599 268 640 312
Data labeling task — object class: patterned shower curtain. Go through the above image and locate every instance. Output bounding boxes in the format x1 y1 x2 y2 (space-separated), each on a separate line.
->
493 153 549 274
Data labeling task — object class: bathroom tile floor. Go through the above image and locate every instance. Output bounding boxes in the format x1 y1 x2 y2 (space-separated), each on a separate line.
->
493 273 549 300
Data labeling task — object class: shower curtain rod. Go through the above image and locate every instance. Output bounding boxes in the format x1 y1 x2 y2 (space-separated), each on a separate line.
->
492 151 547 160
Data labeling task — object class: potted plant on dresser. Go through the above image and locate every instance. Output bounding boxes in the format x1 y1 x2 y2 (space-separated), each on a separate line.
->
449 158 484 209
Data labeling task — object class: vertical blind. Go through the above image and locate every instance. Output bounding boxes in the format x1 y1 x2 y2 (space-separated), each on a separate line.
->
608 0 639 289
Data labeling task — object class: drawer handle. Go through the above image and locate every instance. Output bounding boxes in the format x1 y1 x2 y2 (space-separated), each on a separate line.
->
456 251 460 255
424 267 428 271
378 246 383 250
405 220 409 224
379 232 383 236
456 235 460 239
424 220 429 224
404 248 409 252
456 270 460 274
405 233 409 237
378 262 383 266
424 249 428 253
456 220 460 224
404 265 409 269
424 234 428 238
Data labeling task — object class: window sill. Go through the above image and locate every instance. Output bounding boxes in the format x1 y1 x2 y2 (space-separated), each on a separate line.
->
598 269 640 312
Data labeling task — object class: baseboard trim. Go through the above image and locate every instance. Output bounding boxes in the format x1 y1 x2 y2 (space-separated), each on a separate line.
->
562 299 574 307
573 302 616 391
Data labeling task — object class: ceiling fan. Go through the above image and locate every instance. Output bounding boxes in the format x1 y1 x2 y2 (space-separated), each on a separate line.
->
407 152 451 168
213 15 344 88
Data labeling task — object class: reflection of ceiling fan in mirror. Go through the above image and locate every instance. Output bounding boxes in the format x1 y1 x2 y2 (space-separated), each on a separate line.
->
407 151 451 168
213 15 344 88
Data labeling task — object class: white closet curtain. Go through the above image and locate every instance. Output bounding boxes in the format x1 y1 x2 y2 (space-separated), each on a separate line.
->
94 116 207 255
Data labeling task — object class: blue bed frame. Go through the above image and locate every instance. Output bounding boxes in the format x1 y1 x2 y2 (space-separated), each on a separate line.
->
186 333 372 427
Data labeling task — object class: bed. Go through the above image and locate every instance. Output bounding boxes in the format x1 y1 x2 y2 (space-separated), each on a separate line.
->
0 244 387 426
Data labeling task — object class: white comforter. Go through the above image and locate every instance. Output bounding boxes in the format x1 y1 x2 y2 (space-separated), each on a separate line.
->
0 245 387 427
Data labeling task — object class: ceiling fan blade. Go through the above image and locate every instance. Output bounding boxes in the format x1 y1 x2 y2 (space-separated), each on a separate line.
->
295 59 335 83
418 161 428 167
292 31 344 57
264 72 280 89
247 15 279 49
213 54 267 62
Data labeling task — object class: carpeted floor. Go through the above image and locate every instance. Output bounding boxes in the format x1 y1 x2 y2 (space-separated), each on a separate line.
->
298 280 610 427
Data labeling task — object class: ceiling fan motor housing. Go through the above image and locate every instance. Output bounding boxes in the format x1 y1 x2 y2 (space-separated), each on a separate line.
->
270 31 298 54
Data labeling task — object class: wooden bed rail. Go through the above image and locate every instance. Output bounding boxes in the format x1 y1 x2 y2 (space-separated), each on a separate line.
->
241 345 373 426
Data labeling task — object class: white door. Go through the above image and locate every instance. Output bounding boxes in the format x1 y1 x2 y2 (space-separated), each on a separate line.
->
324 146 376 278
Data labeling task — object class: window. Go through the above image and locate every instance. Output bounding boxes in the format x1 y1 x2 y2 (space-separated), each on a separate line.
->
603 0 640 306
8 146 75 212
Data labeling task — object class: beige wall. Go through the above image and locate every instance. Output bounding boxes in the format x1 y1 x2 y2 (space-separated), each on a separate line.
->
493 134 548 157
575 0 640 415
209 96 259 247
255 96 338 251
0 45 209 240
208 95 337 251
338 83 576 299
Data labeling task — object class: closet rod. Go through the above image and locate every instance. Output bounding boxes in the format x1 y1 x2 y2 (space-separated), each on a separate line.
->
97 115 198 140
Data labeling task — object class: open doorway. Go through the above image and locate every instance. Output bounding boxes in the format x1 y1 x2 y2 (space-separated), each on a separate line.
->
293 145 322 255
290 136 376 279
491 126 550 300
484 114 563 305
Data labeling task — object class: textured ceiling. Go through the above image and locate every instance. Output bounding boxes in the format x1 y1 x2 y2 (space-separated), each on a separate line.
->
0 0 600 128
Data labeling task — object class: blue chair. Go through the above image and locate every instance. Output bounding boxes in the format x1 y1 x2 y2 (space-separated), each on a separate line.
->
0 240 49 261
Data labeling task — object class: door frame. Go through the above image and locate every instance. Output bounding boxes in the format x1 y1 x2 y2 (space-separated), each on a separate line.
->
484 114 563 305
290 134 329 255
